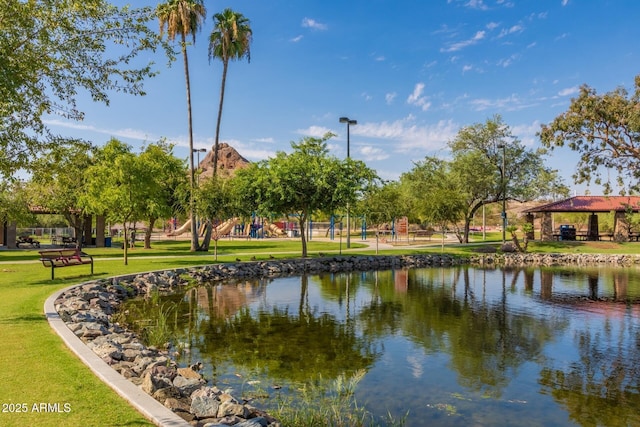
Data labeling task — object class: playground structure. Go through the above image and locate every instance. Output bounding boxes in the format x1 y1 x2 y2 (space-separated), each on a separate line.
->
166 218 287 239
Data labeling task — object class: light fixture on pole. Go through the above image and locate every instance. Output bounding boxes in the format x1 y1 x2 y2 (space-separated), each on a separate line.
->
339 116 357 249
497 143 507 243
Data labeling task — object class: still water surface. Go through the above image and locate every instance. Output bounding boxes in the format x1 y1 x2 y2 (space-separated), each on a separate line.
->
121 266 640 426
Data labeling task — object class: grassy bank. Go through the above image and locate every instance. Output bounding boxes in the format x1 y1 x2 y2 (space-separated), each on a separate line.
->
0 237 638 426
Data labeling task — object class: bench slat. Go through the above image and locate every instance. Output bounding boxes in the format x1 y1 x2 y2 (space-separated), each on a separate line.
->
38 249 93 280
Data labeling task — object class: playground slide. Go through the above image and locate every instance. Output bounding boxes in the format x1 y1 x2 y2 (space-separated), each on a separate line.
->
265 221 286 236
167 219 191 236
213 218 238 236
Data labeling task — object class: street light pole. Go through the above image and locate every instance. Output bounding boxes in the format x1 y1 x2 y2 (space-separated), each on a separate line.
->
339 116 357 249
192 148 206 185
498 143 507 243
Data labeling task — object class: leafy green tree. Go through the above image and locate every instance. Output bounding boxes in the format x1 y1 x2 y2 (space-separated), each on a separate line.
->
356 180 403 227
449 115 568 243
0 181 34 228
0 0 160 179
539 75 640 194
234 134 377 257
195 176 235 259
138 140 188 249
400 157 467 248
157 0 207 252
27 141 95 246
209 8 252 177
80 139 153 264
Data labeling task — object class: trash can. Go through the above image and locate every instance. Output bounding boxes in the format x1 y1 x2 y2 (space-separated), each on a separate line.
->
105 237 112 247
559 225 576 241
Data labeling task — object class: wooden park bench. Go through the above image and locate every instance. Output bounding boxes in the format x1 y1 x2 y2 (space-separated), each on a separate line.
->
38 249 93 280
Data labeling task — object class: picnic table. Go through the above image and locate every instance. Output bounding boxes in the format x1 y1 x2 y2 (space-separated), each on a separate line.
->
17 236 40 248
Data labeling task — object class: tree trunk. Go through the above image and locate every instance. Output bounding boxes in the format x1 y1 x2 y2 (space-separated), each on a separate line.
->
144 217 156 249
182 36 198 252
298 214 307 257
463 216 472 244
66 213 85 249
123 226 129 266
198 220 212 251
213 60 229 178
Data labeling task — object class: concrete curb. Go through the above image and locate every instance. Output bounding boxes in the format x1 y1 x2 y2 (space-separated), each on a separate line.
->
44 284 190 427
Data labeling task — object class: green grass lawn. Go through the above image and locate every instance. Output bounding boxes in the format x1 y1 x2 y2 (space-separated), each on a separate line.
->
1 236 639 426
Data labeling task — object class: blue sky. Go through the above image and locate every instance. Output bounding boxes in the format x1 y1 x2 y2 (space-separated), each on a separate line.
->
45 0 640 194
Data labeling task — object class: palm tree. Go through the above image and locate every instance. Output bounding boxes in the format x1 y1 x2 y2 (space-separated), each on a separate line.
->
209 8 252 177
157 0 206 252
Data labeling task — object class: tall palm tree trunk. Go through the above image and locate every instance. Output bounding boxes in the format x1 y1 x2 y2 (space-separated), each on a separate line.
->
182 36 199 252
212 59 229 177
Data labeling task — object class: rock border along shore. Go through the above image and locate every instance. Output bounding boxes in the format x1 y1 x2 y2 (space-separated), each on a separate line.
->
49 252 640 426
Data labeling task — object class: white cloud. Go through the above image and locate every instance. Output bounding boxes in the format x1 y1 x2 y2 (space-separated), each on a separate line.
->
43 118 157 143
358 145 390 161
462 64 473 73
353 116 459 152
465 0 488 10
407 83 431 111
498 24 524 38
441 30 486 52
385 92 397 104
252 137 275 143
290 35 303 43
301 17 328 31
225 139 276 161
468 93 536 111
558 86 579 96
497 54 519 67
296 125 333 138
562 0 569 6
486 22 500 30
362 92 373 101
511 121 541 147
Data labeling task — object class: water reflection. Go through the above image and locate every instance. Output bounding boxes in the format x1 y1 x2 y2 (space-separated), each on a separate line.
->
118 266 640 426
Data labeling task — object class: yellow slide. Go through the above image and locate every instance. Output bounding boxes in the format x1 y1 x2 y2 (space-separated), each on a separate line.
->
166 219 191 236
264 220 287 237
212 218 238 236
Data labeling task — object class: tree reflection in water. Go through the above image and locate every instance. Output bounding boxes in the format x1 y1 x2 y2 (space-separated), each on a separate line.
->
117 265 640 426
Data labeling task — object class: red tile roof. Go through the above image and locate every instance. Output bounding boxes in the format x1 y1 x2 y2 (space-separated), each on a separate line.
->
524 196 640 213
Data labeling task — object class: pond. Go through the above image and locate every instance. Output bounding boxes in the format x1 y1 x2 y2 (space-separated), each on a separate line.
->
118 266 640 426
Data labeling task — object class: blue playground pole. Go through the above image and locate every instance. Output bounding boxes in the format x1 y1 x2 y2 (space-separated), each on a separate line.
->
330 215 335 240
361 216 367 240
309 217 313 241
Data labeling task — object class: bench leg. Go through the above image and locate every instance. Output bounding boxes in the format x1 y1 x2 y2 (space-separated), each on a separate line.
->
91 261 94 276
51 266 55 280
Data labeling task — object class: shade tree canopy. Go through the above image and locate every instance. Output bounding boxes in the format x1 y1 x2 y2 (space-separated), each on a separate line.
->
232 133 377 257
400 157 467 247
0 0 161 179
448 115 568 242
28 141 96 244
539 75 640 194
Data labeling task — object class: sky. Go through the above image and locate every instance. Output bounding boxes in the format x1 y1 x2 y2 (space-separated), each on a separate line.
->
44 0 640 195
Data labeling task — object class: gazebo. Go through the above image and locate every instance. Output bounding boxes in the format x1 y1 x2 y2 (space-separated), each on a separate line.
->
523 196 640 241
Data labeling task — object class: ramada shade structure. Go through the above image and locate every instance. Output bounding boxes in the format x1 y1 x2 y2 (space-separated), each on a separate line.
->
523 196 640 241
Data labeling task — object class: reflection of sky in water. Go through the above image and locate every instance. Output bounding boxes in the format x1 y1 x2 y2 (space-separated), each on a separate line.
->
152 266 640 426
